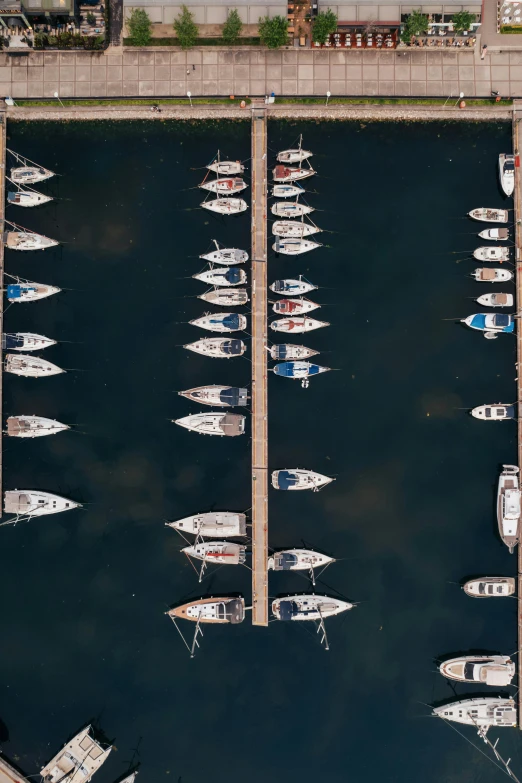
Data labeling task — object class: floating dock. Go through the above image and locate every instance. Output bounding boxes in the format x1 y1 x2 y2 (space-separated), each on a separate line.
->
0 754 30 783
250 102 268 627
513 102 522 728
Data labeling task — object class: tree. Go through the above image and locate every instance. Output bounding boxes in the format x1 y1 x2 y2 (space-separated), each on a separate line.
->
312 10 338 45
127 8 152 47
400 9 429 43
451 10 475 34
174 5 198 49
222 9 243 45
258 15 288 49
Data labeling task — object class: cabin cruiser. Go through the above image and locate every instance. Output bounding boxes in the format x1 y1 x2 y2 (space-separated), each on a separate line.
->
182 541 246 565
269 344 319 360
5 354 64 378
277 138 312 164
273 164 315 182
193 267 246 287
272 220 320 238
184 337 246 358
272 595 353 621
273 237 321 255
178 386 247 407
199 241 248 265
271 201 314 218
270 317 329 334
6 229 58 250
40 725 111 783
476 293 513 308
479 228 509 240
272 468 334 491
190 313 247 332
166 511 247 537
463 576 515 597
473 246 509 262
439 655 515 686
6 415 69 438
432 698 516 729
272 183 305 198
173 412 245 436
461 313 514 338
10 163 54 185
499 153 515 197
272 298 319 315
469 208 508 223
207 159 244 175
270 277 317 296
167 596 245 624
273 361 330 386
199 289 249 306
7 281 61 303
471 403 515 421
4 490 80 518
199 177 248 194
201 197 248 215
268 549 334 572
472 267 512 283
2 332 55 351
497 464 520 553
7 189 52 208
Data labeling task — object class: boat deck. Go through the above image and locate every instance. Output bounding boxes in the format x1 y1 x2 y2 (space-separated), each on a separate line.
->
513 101 522 728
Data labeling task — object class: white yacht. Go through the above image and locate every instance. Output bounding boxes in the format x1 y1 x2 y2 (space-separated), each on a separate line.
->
6 228 58 251
178 385 247 407
5 354 64 378
272 220 320 238
273 164 315 182
201 197 248 216
193 267 246 287
270 317 329 334
273 237 321 255
476 293 513 308
271 468 334 491
272 298 319 315
10 163 54 185
271 201 314 218
272 184 305 198
272 595 353 621
200 177 247 194
472 267 512 283
199 241 248 265
7 280 61 303
268 549 334 573
269 344 319 360
184 337 246 358
497 464 520 553
469 208 508 223
167 596 245 624
277 137 313 164
6 415 69 438
173 412 245 436
182 541 246 565
499 153 515 197
471 403 515 421
207 159 244 176
40 726 111 783
270 277 317 296
4 490 80 518
7 189 52 208
190 313 247 332
473 246 509 262
478 228 509 240
433 698 516 729
166 511 247 537
199 289 249 306
2 332 56 351
463 576 516 598
439 655 515 686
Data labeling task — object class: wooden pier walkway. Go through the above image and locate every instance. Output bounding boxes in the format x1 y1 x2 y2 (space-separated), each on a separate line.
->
250 102 268 627
513 101 522 727
0 755 29 783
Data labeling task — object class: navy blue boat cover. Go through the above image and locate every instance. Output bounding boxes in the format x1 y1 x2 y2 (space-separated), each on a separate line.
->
225 268 242 284
276 552 298 570
7 285 24 299
223 340 242 355
506 405 516 418
273 280 285 292
278 600 298 621
274 362 295 377
494 314 510 327
2 334 23 349
221 314 241 330
273 345 288 359
277 470 298 490
219 387 247 406
505 161 515 170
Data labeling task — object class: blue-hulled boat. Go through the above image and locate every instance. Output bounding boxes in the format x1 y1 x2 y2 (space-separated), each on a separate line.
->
273 361 330 388
462 313 514 339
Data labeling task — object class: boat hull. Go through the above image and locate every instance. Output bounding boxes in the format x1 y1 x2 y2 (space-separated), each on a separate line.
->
433 698 516 727
174 412 245 436
167 511 247 537
270 317 329 334
7 282 61 303
190 313 247 333
473 268 512 283
272 595 353 620
463 577 516 597
468 208 508 223
497 465 520 552
199 289 249 306
4 490 80 517
476 293 513 307
271 202 314 218
271 469 334 491
168 596 245 624
5 354 63 377
6 416 69 438
201 198 248 215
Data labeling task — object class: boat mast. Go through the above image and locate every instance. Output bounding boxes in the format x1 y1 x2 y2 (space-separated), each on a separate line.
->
465 713 521 782
167 610 204 658
317 605 329 650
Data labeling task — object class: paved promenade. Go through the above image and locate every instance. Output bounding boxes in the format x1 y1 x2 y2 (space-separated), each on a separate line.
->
4 47 522 99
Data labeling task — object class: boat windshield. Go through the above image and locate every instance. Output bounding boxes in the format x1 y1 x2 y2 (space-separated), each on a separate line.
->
464 662 477 681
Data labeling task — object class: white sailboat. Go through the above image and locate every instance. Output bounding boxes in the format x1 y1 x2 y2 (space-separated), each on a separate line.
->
497 464 520 553
271 468 334 491
173 412 245 436
166 511 247 537
473 246 509 262
6 415 69 438
200 177 247 194
272 220 320 238
183 337 246 358
199 289 249 306
273 163 315 182
201 197 248 216
7 188 52 208
270 277 317 295
193 267 246 287
6 222 58 250
433 698 516 730
270 317 329 334
2 332 56 351
472 267 512 283
272 184 305 198
439 655 515 686
499 153 515 197
272 595 353 621
4 490 81 519
277 136 313 164
178 385 248 407
273 237 321 255
269 344 319 360
190 313 247 332
40 726 111 783
7 280 61 303
272 297 319 314
9 149 54 184
199 240 248 265
476 293 513 307
167 596 245 624
182 541 246 581
268 549 334 584
463 576 515 597
271 201 314 218
468 208 508 223
5 354 64 378
207 155 244 176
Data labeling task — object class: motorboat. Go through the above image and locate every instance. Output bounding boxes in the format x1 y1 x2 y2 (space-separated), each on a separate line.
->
273 361 330 387
6 415 69 438
199 241 248 265
166 511 247 537
272 183 305 198
476 293 514 308
5 354 64 377
7 281 61 303
270 317 329 334
273 237 322 255
269 344 319 360
270 277 317 295
461 313 514 338
190 313 247 332
439 655 515 686
173 412 245 436
271 201 314 218
277 137 313 164
199 289 249 306
273 164 315 182
473 246 509 262
499 153 515 197
271 468 334 491
472 267 512 283
471 403 515 421
497 464 520 553
193 267 246 287
167 596 245 624
200 177 248 194
207 159 244 176
178 386 247 407
4 490 81 518
182 541 246 565
463 576 515 597
432 698 516 729
10 163 54 185
478 228 509 240
272 297 319 314
268 549 334 572
6 229 58 250
184 337 246 358
272 220 320 238
2 332 56 351
201 197 248 215
272 595 353 621
7 189 52 207
40 726 111 783
468 208 508 223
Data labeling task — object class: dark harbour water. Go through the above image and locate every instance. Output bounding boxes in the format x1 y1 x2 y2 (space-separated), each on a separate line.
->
0 118 519 783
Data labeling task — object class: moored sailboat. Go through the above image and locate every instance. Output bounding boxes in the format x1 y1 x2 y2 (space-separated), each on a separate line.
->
269 343 319 360
6 223 58 250
439 655 515 685
272 183 305 198
173 412 245 436
273 164 315 182
6 415 69 438
271 201 314 218
473 246 509 262
166 511 247 537
271 468 334 491
183 337 246 358
7 280 61 303
273 361 330 387
199 289 249 306
199 241 248 265
4 490 81 519
270 316 329 334
167 596 245 624
272 595 353 621
5 354 64 377
200 177 247 194
272 297 319 314
178 385 248 407
472 267 512 283
193 267 246 287
9 150 54 184
2 332 56 351
471 403 515 421
201 197 248 216
476 293 513 307
190 312 247 332
7 188 52 208
182 540 246 565
277 136 313 164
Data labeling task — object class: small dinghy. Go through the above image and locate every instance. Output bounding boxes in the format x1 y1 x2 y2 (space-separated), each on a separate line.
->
178 386 247 407
270 277 317 296
277 136 313 164
6 415 69 438
174 412 245 436
272 468 334 491
469 208 508 223
273 164 315 182
199 289 249 306
268 549 334 573
479 227 509 240
7 281 61 303
273 361 330 388
4 490 80 518
499 153 515 197
193 267 246 287
270 317 329 334
184 337 246 358
182 540 246 565
272 297 319 314
207 158 244 176
190 313 247 333
200 177 247 194
473 246 509 262
497 464 520 553
476 292 513 308
471 403 515 421
5 354 64 378
269 344 319 360
272 595 353 621
201 197 248 216
7 189 52 208
2 332 55 351
272 183 305 198
472 267 512 283
273 237 321 255
272 220 320 238
6 227 58 251
440 655 515 686
166 511 246 537
167 596 245 624
271 201 314 218
10 160 54 185
463 576 515 597
199 240 248 265
432 698 516 730
462 312 514 338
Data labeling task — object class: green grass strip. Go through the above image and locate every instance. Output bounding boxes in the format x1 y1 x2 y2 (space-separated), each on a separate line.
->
15 98 251 107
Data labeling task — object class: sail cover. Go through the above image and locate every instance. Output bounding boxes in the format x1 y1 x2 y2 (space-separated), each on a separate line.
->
278 600 298 621
7 284 24 299
494 314 510 327
273 345 289 359
219 387 247 406
2 334 24 349
224 598 245 624
276 471 298 490
222 314 241 330
225 268 242 284
274 552 298 571
223 340 242 355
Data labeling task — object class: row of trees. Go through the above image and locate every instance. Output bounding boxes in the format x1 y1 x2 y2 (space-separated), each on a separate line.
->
127 6 338 49
401 9 475 43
